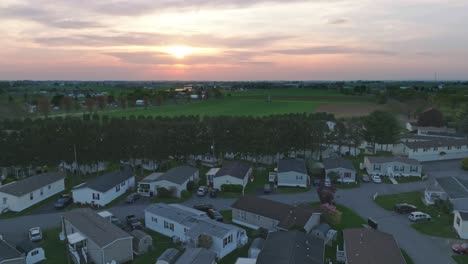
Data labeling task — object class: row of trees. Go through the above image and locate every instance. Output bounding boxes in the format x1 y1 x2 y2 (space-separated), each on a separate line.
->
0 111 401 167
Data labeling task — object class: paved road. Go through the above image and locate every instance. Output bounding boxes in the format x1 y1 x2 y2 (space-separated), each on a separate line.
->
1 159 466 263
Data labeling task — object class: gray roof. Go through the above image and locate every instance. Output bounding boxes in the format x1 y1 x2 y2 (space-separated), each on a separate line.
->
366 156 420 166
403 137 468 149
145 203 207 224
232 196 318 230
16 240 39 253
257 231 324 264
130 230 151 240
74 166 134 192
458 211 468 221
250 237 265 250
156 166 198 185
436 177 468 199
0 172 65 197
0 239 23 262
278 158 307 174
343 228 407 264
323 157 355 171
313 223 331 234
140 173 164 183
215 161 250 179
157 248 181 264
175 248 216 264
187 218 241 239
64 208 132 248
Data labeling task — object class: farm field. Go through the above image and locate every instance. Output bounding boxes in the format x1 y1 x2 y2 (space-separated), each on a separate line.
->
107 89 379 117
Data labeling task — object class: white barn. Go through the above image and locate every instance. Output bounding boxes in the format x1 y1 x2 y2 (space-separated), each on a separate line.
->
72 166 135 207
277 158 309 188
145 203 248 259
454 211 468 239
0 172 65 213
151 166 199 198
213 161 251 190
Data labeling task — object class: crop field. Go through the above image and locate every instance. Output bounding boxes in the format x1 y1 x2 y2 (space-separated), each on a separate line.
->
107 89 379 117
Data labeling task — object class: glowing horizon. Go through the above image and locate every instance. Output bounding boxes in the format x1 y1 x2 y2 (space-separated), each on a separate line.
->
0 0 467 80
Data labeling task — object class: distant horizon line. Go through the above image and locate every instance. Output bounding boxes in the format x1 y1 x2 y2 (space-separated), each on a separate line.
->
1 79 467 82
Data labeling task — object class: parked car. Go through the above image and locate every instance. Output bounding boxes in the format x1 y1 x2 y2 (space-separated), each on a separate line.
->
54 194 73 209
452 243 468 254
209 188 219 198
312 178 321 186
263 184 272 194
126 214 143 230
408 212 431 222
361 175 370 183
371 175 382 184
125 193 141 203
193 203 215 213
197 186 208 197
207 209 224 222
394 203 417 214
29 227 42 242
110 216 125 228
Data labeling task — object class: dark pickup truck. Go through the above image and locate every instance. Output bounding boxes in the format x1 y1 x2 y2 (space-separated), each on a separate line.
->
126 214 143 230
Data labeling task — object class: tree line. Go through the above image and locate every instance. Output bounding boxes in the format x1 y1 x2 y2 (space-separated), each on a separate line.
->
0 111 401 168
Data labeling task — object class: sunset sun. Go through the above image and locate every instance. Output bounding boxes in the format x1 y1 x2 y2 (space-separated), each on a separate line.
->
164 46 193 59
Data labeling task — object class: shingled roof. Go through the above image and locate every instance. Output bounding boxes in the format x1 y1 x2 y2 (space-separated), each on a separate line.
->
0 172 65 197
0 239 23 263
323 157 355 171
278 158 307 174
156 166 198 185
74 166 133 192
366 156 420 165
343 228 407 264
403 137 468 149
232 196 317 230
215 161 250 179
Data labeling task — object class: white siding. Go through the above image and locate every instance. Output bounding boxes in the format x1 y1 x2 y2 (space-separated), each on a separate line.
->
454 212 468 239
72 177 135 207
0 178 65 212
152 180 187 198
25 248 46 264
325 168 356 183
277 171 308 187
404 145 468 162
213 176 245 190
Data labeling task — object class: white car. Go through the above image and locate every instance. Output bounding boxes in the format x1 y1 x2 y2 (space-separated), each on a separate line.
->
408 211 432 222
29 227 43 242
197 186 208 196
371 175 382 183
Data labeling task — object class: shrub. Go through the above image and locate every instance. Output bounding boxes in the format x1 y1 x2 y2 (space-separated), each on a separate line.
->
181 190 191 199
462 158 468 170
197 234 213 249
253 228 269 239
2 178 16 185
157 187 174 198
186 181 196 192
434 198 453 214
221 184 243 193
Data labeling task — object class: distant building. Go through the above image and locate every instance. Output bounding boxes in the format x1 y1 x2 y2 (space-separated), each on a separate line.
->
213 161 252 190
364 156 422 177
323 157 356 183
150 166 199 198
276 158 309 187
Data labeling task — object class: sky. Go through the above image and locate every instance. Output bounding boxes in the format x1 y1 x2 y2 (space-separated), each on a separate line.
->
0 0 467 81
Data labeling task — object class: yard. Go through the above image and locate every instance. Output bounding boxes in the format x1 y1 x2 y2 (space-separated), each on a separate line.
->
374 191 456 238
453 255 468 264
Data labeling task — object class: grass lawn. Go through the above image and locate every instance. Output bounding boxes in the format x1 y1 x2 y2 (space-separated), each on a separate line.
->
453 255 468 264
244 168 270 194
39 228 67 264
382 176 423 184
276 186 311 194
150 193 192 204
374 191 456 238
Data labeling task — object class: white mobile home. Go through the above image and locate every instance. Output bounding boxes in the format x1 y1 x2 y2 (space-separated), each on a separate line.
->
63 208 134 264
145 203 248 259
0 173 65 212
400 138 468 162
363 156 422 177
277 158 309 187
16 240 46 264
213 161 251 190
152 166 199 198
454 211 468 239
137 172 164 197
323 157 356 183
72 166 135 207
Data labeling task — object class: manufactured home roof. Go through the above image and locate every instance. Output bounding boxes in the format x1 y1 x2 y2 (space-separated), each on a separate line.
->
16 240 39 253
256 231 324 264
215 161 250 179
145 203 207 224
366 156 420 165
436 177 468 199
0 172 65 197
130 230 151 240
343 228 407 264
403 137 468 149
232 196 317 230
277 158 307 174
175 248 217 264
73 166 133 192
156 166 198 185
157 248 181 264
0 239 23 262
458 211 468 221
140 172 164 183
187 218 241 239
323 157 355 171
64 208 132 248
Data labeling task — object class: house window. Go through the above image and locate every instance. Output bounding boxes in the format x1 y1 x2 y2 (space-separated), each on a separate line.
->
240 211 246 220
92 193 100 200
393 166 399 172
152 217 158 223
433 147 438 151
296 175 303 180
184 228 188 234
414 148 418 153
400 166 404 171
116 185 121 192
448 146 452 150
423 148 428 152
164 221 174 231
48 185 51 190
344 172 351 178
223 234 233 247
121 181 125 187
410 166 419 172
40 188 44 195
457 146 462 150
30 193 34 200
2 197 7 204
456 217 461 226
373 165 381 171
31 250 39 256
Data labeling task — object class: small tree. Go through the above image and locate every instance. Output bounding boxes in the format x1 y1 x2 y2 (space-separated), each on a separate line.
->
37 97 51 117
462 158 468 170
186 181 196 192
197 234 213 249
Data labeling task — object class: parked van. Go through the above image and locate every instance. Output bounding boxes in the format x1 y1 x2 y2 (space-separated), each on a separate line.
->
408 212 431 222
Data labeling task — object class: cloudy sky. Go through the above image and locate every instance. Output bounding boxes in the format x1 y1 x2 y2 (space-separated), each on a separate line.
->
0 0 467 80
